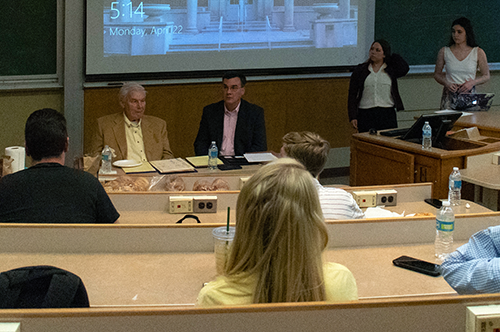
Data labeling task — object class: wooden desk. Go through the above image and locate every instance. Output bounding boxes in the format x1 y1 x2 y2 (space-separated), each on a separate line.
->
0 243 455 307
2 211 500 332
350 131 500 199
109 183 492 224
99 164 261 192
460 153 500 211
454 108 500 138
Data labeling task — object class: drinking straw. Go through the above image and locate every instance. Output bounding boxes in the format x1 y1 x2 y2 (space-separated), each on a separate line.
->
226 207 230 233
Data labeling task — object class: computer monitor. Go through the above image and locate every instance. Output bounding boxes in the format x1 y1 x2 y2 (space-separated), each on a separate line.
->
400 111 463 148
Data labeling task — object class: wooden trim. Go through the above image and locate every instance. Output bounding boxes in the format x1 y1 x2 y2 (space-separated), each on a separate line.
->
0 293 499 318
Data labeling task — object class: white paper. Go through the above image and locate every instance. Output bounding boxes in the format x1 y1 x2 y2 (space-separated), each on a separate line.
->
244 153 278 163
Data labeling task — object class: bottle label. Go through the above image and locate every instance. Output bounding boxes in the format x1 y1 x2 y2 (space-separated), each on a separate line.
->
436 219 454 232
102 155 110 161
454 180 462 189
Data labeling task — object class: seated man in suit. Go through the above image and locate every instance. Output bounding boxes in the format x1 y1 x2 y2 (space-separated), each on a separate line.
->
194 71 267 156
90 82 174 162
0 108 119 223
281 131 364 220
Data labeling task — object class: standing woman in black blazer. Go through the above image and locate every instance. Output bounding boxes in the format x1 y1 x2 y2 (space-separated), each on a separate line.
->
348 39 409 133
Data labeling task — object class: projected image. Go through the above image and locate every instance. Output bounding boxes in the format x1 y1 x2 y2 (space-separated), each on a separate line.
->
103 0 358 56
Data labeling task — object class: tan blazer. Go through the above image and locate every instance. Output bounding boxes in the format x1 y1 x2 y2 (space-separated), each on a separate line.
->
89 113 174 161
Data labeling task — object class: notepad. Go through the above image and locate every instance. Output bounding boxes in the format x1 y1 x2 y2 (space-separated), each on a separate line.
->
150 158 196 174
185 156 224 168
122 162 156 174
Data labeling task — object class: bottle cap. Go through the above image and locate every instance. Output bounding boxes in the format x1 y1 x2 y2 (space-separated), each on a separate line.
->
453 167 458 170
442 201 451 206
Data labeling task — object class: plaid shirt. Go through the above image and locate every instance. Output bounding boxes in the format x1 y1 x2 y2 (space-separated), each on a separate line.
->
441 226 500 294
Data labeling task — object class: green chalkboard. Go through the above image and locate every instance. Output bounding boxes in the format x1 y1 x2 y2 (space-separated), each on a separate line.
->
375 1 500 66
0 0 57 76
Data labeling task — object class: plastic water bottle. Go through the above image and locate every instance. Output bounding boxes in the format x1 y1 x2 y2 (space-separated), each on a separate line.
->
422 121 432 150
448 167 462 206
435 200 455 262
101 145 112 174
208 141 218 171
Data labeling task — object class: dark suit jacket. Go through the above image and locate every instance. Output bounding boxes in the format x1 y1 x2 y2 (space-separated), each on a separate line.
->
193 99 267 156
89 113 174 161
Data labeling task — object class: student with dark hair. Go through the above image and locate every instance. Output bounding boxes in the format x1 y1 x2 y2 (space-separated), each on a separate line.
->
0 108 119 224
348 39 409 133
434 17 490 110
194 71 267 156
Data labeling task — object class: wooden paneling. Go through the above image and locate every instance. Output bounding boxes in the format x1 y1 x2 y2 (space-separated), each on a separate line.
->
83 77 354 158
350 139 414 186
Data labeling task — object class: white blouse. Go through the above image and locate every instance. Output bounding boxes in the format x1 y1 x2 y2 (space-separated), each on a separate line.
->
444 46 478 85
359 63 394 109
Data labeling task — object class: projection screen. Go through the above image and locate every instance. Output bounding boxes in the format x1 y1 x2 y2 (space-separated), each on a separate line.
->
86 0 374 79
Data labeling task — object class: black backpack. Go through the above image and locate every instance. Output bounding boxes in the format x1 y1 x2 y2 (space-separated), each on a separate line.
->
0 265 90 308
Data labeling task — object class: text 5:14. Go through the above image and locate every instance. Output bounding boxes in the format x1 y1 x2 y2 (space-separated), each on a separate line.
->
110 1 145 20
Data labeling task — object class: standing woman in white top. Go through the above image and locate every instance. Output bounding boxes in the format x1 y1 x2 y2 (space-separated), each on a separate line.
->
434 17 490 110
348 39 409 133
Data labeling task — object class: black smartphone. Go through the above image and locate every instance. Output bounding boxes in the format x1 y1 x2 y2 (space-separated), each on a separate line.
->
393 255 441 277
424 198 443 208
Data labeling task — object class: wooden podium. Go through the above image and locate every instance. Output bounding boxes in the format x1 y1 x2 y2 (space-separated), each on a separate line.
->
350 131 500 199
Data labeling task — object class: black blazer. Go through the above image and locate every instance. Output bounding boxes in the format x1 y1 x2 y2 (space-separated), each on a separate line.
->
348 53 409 122
193 99 267 156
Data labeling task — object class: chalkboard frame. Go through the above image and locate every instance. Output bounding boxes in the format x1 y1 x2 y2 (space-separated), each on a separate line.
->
0 0 63 89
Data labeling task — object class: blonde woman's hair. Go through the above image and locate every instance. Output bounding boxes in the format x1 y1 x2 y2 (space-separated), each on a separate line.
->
282 132 330 178
226 158 329 303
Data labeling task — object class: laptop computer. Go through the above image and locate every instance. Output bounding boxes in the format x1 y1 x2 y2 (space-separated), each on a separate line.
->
453 93 495 112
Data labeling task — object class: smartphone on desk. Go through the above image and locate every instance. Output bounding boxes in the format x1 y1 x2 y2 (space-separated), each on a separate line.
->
393 255 441 277
424 198 442 209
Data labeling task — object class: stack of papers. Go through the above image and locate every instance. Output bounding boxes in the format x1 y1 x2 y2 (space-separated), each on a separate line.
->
243 153 277 163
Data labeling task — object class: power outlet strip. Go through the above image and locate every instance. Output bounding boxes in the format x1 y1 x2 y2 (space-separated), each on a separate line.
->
169 197 193 214
467 305 500 332
375 190 398 206
193 196 218 213
168 196 218 214
352 191 377 208
239 177 250 189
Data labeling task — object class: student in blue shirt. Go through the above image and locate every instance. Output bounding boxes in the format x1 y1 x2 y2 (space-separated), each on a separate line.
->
441 225 500 294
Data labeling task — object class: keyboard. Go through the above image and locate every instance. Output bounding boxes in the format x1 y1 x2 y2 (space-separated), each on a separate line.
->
379 128 410 137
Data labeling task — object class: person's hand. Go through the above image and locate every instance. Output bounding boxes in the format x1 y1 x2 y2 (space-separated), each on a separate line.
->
445 81 460 93
458 79 475 93
351 119 358 130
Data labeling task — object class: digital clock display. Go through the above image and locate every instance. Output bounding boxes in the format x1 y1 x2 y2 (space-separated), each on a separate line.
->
110 1 144 20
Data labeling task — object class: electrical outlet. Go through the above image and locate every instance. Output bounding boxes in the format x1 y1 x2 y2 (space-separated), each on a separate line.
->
240 177 250 189
376 190 397 206
467 305 500 332
352 191 377 208
169 196 193 214
193 196 218 213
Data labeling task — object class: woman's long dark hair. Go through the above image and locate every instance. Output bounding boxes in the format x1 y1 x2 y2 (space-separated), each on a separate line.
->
448 17 478 47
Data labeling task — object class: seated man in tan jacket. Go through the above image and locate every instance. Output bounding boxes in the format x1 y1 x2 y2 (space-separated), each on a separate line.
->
90 82 174 162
